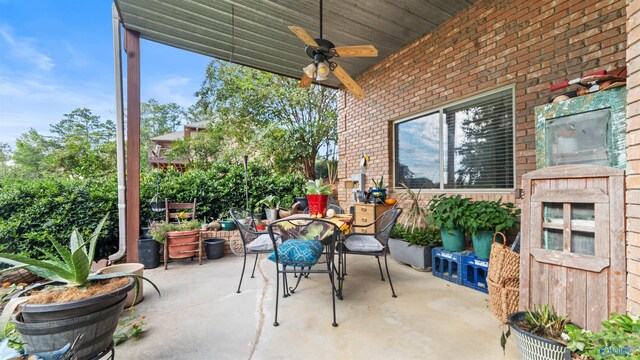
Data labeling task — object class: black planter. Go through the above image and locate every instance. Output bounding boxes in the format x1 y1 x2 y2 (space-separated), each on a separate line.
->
138 237 160 269
204 238 226 260
508 311 571 360
295 196 309 211
13 279 134 360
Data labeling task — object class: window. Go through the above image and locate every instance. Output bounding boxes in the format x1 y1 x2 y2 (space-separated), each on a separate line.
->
394 88 514 190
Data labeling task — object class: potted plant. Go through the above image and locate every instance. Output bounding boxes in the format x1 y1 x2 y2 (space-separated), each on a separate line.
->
388 184 441 270
565 313 640 359
219 217 236 231
255 219 267 231
0 216 160 359
148 217 202 260
465 200 520 260
252 206 264 221
426 194 471 252
306 179 332 217
371 176 388 201
505 305 571 360
257 195 280 221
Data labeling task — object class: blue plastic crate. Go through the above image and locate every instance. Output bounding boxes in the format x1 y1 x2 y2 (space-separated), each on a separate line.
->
461 253 489 293
432 247 465 285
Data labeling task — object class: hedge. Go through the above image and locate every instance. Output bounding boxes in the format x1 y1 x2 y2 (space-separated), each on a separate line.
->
0 162 306 260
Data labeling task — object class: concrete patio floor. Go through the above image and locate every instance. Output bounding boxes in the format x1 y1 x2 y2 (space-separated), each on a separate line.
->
117 253 518 359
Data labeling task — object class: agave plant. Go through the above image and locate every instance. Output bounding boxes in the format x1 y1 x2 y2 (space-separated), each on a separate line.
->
0 215 159 293
305 179 332 195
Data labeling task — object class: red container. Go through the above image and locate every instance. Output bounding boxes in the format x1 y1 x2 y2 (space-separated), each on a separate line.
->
307 194 329 217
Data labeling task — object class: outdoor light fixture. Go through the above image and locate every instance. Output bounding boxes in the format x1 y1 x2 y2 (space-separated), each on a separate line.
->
316 61 330 80
303 62 317 78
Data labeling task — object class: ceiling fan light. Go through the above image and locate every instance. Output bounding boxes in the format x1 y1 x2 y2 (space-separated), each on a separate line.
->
316 61 330 81
303 63 317 78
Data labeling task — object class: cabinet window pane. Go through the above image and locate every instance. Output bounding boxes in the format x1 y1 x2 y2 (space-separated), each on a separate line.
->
543 229 563 250
394 112 440 189
571 231 595 255
443 90 514 189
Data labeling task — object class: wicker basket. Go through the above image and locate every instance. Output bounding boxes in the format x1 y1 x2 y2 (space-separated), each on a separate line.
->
487 232 520 323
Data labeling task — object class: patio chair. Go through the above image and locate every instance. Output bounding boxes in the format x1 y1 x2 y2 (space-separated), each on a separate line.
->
164 198 200 270
230 208 280 293
338 208 403 298
267 217 341 327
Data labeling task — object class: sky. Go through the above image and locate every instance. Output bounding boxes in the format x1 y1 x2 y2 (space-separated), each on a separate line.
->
0 0 212 147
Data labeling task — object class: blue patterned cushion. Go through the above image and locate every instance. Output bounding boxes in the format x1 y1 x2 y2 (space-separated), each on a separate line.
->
267 239 324 267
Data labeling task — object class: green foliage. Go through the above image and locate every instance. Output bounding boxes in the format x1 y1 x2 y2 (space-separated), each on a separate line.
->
13 128 52 175
391 224 441 247
305 179 332 195
0 284 25 351
0 176 120 260
147 219 201 244
464 199 520 236
426 194 472 232
114 309 146 346
521 305 570 342
192 60 337 178
566 313 640 359
371 176 387 189
257 195 280 209
398 183 427 231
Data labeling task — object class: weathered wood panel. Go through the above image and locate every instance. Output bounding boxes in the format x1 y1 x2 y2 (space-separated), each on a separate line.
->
567 269 587 327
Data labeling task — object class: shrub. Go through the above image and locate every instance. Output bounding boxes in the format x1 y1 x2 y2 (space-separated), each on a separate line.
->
0 162 305 260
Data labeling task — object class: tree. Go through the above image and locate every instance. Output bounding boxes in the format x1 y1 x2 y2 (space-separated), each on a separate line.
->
13 129 52 175
47 108 116 176
141 99 186 142
193 60 337 178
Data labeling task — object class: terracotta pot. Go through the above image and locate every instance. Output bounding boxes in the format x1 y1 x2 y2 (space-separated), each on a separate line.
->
166 229 199 259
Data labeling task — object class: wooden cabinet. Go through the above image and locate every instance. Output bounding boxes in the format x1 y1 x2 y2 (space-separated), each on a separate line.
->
353 204 389 234
520 165 625 331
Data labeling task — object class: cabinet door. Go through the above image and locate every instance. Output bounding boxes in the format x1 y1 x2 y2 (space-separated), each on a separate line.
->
521 168 625 331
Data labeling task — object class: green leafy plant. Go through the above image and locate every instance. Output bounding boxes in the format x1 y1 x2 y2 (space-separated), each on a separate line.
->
257 195 280 209
565 313 640 359
465 200 520 236
305 179 331 195
522 305 570 342
398 183 427 231
114 308 146 346
371 176 387 189
426 194 472 232
148 219 202 244
392 224 441 247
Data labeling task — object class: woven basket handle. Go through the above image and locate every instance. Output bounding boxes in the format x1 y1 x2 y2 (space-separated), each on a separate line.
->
493 231 507 249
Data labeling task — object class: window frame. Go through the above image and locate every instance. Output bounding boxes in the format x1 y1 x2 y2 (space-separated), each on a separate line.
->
392 85 516 193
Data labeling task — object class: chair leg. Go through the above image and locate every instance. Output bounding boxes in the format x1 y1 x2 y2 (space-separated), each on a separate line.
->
282 266 290 298
274 266 280 327
236 251 248 293
375 256 385 281
164 242 168 270
327 260 338 327
251 253 259 278
384 253 397 298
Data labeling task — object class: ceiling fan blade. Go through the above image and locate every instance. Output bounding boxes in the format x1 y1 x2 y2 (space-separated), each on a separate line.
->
299 74 312 88
288 26 319 47
333 45 378 57
332 64 365 100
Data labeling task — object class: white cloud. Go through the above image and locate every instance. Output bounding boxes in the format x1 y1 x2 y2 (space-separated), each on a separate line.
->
146 75 195 107
0 25 54 71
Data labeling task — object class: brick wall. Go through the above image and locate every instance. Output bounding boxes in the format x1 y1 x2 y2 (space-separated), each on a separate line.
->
337 0 627 206
626 0 640 314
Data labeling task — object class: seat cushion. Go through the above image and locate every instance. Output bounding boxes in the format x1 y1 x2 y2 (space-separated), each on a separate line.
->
246 234 280 251
267 239 324 267
344 234 384 252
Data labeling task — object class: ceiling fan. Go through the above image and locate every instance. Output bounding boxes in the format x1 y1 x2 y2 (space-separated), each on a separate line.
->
288 0 379 100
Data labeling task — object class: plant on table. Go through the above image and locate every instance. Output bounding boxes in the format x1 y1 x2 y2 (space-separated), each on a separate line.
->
258 195 280 221
305 179 331 217
148 218 202 244
370 176 388 201
565 313 640 359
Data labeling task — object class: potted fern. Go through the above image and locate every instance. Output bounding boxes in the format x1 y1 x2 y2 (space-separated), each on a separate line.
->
0 216 160 359
305 179 331 217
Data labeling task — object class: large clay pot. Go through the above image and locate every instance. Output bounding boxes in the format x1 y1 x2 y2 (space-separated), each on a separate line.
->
166 229 199 259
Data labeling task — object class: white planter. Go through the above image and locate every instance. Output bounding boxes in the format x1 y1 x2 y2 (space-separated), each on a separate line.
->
265 208 278 221
388 238 433 271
